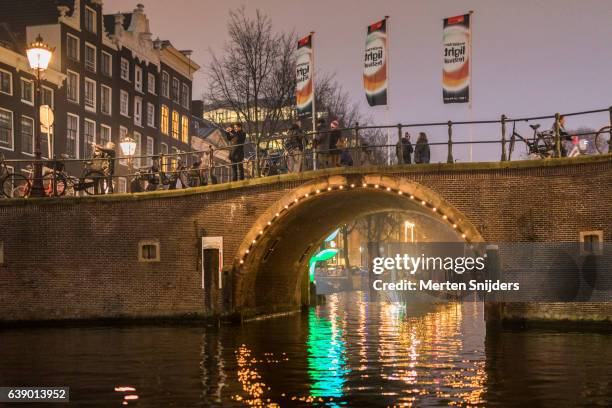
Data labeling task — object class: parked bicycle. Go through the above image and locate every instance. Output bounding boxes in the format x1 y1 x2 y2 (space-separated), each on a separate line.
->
0 154 31 198
508 122 557 160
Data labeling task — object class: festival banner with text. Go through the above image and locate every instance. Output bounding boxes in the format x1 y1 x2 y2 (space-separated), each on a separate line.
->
443 14 470 104
364 18 388 106
296 34 314 118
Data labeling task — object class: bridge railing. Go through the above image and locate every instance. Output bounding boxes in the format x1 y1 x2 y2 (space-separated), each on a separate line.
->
0 107 611 197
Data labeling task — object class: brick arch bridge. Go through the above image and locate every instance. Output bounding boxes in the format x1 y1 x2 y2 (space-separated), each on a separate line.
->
0 155 610 322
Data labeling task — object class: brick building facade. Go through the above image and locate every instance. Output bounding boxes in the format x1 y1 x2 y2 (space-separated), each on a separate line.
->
0 0 199 191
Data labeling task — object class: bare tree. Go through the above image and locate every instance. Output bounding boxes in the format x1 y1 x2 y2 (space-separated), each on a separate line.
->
206 7 294 139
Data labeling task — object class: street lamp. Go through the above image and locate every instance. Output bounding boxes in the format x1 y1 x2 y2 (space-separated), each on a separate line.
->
120 135 137 192
26 34 54 197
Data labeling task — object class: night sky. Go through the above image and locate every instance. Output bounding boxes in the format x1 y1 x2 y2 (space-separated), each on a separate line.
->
104 0 612 161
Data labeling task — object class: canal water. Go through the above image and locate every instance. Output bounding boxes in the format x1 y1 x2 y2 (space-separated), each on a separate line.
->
1 292 611 407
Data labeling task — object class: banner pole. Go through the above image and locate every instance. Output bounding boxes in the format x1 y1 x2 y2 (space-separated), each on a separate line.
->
310 32 317 170
468 10 474 162
385 16 391 165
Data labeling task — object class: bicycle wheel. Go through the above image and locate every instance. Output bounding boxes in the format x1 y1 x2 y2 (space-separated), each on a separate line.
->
82 170 105 195
43 172 69 196
594 126 611 154
2 173 31 198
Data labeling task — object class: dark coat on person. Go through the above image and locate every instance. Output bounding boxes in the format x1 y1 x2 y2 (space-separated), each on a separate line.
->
396 137 413 164
414 141 430 164
228 130 247 161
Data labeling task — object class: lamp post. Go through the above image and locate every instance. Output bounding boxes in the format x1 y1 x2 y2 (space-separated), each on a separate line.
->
26 34 54 197
120 135 137 192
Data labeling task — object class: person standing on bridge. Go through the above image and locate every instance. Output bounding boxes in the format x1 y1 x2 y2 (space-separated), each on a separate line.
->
414 132 430 164
396 132 414 164
314 118 329 169
328 119 342 167
285 121 304 173
228 123 246 181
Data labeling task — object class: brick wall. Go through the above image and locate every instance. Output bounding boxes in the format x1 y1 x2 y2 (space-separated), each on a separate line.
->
0 156 610 322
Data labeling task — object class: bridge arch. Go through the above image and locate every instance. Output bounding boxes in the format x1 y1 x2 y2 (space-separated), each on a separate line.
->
233 174 484 314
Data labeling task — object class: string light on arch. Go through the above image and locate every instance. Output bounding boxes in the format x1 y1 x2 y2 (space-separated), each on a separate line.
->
238 181 473 267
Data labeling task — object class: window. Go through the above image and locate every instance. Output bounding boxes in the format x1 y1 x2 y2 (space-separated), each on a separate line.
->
147 72 156 94
161 71 169 97
146 136 154 167
66 114 79 158
161 105 169 134
20 78 33 105
100 124 111 146
41 86 53 108
0 69 12 95
40 125 52 159
138 240 160 262
580 231 604 255
181 83 189 108
172 78 180 102
67 34 79 61
101 85 111 115
120 90 129 117
120 58 130 81
85 43 96 72
134 97 142 126
84 6 96 33
84 119 96 158
160 143 168 171
135 66 142 92
84 78 96 111
147 103 155 127
134 131 142 167
101 51 112 77
20 116 34 155
67 70 79 103
171 111 179 139
181 115 189 144
171 147 179 170
0 109 14 150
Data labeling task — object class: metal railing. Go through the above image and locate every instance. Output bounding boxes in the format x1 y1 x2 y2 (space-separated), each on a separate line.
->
1 106 611 198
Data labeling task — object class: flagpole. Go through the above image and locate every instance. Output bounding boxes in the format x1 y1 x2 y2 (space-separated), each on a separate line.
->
468 10 474 162
310 31 317 170
385 16 391 165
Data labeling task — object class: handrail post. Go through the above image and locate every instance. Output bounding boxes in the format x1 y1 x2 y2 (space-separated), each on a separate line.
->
608 106 612 153
397 123 402 164
447 120 454 163
208 147 214 184
500 114 507 162
554 112 561 158
354 123 361 167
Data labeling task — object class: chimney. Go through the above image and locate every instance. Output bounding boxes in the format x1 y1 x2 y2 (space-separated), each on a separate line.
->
192 100 204 118
114 13 125 36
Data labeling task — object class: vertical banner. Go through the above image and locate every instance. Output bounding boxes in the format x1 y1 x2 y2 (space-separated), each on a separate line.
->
296 34 314 118
443 13 471 104
364 18 388 106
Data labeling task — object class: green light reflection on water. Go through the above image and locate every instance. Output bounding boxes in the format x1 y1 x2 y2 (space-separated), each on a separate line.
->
307 307 350 404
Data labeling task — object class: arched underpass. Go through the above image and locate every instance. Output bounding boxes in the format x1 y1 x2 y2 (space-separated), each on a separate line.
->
235 174 484 315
